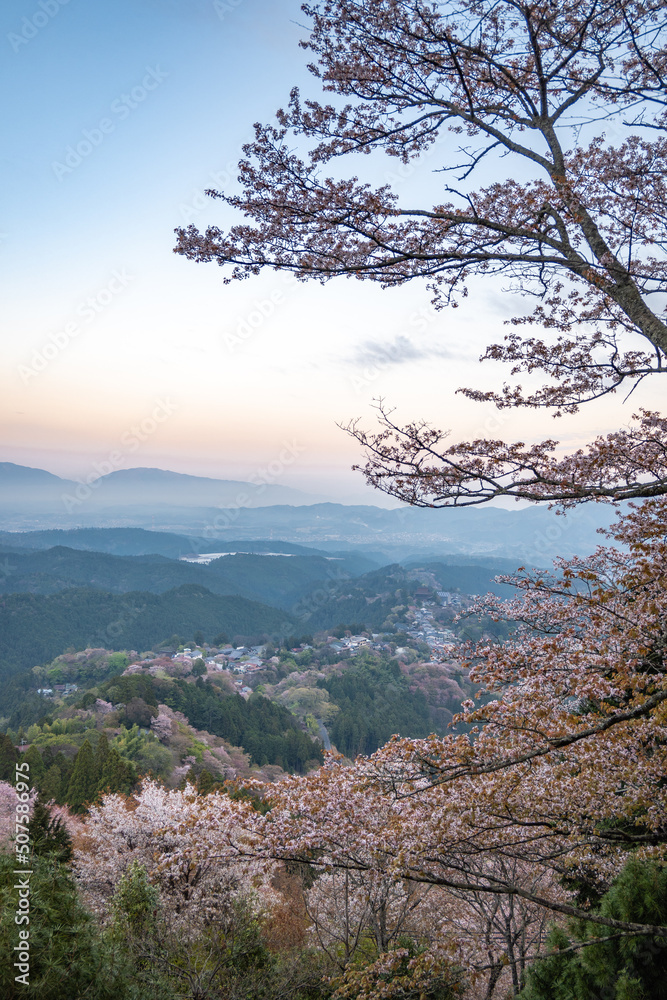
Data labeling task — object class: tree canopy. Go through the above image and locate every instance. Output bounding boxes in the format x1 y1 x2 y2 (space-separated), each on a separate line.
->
169 4 667 995
176 0 667 506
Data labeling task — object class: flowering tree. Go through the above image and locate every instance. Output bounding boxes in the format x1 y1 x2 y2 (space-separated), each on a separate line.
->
175 0 667 505
240 499 667 994
173 3 667 992
304 866 439 968
75 779 277 932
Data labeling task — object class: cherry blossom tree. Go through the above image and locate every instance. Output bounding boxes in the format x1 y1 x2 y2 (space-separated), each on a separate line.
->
175 0 667 505
304 867 439 968
0 779 37 848
172 4 667 991
237 499 667 995
74 779 277 933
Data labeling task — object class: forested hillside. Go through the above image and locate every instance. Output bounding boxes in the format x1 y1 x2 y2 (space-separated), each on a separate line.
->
0 585 294 671
0 544 374 607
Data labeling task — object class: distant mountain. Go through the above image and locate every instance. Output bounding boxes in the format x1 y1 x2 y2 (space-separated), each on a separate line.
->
0 463 622 561
0 527 335 559
0 544 376 610
81 467 321 508
0 462 320 524
0 463 66 488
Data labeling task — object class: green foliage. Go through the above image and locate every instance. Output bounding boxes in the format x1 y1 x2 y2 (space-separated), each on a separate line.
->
66 738 98 813
323 652 431 756
164 679 322 772
520 860 667 1000
30 798 73 863
111 725 171 781
119 697 158 728
0 852 137 1000
20 745 46 786
107 651 129 672
0 731 18 780
99 746 137 796
0 583 294 680
101 673 158 707
111 861 160 940
39 763 63 803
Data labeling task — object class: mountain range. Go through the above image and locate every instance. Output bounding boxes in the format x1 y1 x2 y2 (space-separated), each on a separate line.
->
0 462 320 518
0 462 622 561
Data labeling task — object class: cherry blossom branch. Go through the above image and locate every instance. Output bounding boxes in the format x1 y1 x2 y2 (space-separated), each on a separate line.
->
345 405 667 506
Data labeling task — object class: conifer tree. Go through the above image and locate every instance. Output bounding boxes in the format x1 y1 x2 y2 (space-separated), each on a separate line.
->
39 763 62 804
0 852 134 1000
66 738 98 813
96 730 110 769
99 747 136 797
520 860 667 1000
21 744 46 786
30 798 73 864
0 732 18 781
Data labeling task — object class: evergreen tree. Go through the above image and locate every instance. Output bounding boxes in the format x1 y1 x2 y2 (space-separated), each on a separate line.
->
110 861 160 941
39 763 62 804
66 738 98 813
21 744 46 786
30 798 73 863
95 730 110 771
99 747 136 796
0 732 18 780
520 860 667 1000
0 853 135 1000
51 751 73 805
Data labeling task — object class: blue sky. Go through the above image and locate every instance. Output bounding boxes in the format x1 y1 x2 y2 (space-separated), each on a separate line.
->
2 0 658 503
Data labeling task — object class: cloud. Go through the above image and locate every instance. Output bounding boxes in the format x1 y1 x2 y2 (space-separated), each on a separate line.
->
344 335 467 370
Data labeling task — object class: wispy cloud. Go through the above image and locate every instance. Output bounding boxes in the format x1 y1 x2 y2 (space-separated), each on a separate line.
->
345 335 467 369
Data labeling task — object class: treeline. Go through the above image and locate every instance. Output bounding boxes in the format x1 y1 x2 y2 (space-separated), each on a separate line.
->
162 678 322 773
321 651 432 756
0 584 294 671
0 729 137 814
0 542 374 608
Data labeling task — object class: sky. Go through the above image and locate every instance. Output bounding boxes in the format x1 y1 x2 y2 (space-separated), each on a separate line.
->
2 0 662 505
